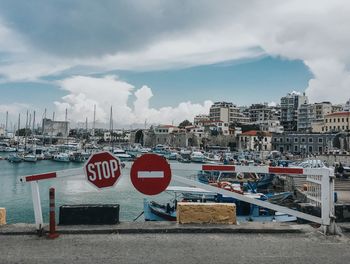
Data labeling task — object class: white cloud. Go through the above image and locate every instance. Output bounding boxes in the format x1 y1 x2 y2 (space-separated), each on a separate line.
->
54 75 212 127
0 1 350 103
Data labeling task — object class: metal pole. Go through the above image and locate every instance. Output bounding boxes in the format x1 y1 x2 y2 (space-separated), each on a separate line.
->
30 181 43 232
48 188 59 239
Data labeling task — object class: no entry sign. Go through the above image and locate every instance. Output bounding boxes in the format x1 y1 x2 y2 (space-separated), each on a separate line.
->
84 151 121 189
130 154 172 195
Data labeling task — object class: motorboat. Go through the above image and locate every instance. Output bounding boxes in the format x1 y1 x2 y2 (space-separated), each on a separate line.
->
113 148 133 161
23 154 37 162
69 152 86 163
7 153 22 163
190 151 205 163
53 152 70 162
144 186 297 223
4 147 16 152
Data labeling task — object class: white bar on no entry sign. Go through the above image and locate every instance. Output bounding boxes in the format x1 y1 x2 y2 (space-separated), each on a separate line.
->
137 171 164 178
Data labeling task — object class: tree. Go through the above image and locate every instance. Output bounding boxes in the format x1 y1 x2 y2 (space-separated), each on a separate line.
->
178 120 192 128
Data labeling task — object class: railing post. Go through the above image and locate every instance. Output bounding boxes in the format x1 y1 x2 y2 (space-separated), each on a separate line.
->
48 187 59 239
322 169 340 235
30 181 43 233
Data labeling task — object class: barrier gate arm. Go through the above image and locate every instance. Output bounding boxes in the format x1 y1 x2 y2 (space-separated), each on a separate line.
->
174 165 337 230
19 167 85 231
173 175 323 225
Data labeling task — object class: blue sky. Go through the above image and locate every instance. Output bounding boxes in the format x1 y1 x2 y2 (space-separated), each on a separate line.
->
0 56 311 118
0 1 349 127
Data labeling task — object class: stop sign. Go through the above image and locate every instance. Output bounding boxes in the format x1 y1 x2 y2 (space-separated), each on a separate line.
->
84 151 121 189
130 154 171 195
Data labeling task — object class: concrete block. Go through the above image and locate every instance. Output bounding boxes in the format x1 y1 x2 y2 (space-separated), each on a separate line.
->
0 208 6 226
177 202 236 225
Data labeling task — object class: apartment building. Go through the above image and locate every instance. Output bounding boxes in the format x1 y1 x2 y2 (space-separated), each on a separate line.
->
323 112 350 132
280 92 308 131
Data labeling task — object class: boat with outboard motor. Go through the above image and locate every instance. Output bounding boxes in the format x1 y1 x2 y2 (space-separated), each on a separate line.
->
144 186 297 222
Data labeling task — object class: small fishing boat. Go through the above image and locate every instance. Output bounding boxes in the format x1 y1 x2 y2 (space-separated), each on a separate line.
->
197 168 274 192
190 151 205 163
4 147 17 152
144 186 297 222
69 152 86 163
53 152 70 162
23 154 37 162
7 153 22 163
113 148 133 161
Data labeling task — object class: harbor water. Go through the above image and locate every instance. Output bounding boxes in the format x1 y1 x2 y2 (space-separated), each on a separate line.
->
0 155 199 224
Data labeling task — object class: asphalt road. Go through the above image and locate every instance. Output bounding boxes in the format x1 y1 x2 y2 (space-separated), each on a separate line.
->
1 232 350 264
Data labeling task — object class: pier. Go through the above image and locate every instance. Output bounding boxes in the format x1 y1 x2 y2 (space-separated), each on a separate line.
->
1 222 350 264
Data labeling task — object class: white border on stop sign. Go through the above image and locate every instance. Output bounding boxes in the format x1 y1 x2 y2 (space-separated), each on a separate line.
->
83 151 124 190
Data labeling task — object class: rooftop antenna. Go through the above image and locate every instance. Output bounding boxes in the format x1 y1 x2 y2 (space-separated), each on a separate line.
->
144 119 147 129
52 111 55 121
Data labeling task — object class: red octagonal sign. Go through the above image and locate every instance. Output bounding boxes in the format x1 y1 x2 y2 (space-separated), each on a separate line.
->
84 151 121 189
130 154 171 195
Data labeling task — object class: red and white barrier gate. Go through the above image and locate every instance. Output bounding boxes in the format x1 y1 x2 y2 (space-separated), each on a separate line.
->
172 164 337 234
19 162 337 234
19 167 84 230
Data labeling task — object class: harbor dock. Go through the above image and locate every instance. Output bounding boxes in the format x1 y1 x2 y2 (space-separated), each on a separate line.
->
1 222 350 264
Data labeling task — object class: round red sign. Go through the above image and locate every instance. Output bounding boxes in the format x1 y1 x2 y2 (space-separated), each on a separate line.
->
84 151 121 189
130 154 172 195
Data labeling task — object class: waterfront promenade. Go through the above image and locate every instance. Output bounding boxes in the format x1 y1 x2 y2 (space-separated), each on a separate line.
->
1 228 350 264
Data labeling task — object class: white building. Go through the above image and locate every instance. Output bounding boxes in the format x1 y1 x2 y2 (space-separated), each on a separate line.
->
249 103 274 122
280 91 308 131
297 103 315 132
193 115 210 126
238 130 272 151
260 120 284 134
154 125 178 134
209 102 241 124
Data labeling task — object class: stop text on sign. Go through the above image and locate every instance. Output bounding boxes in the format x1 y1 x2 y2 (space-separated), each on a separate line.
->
84 151 121 189
86 160 119 181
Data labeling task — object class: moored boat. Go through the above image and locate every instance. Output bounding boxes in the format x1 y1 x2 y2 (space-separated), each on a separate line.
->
143 186 297 222
53 152 70 162
23 154 37 162
190 151 205 163
7 153 22 163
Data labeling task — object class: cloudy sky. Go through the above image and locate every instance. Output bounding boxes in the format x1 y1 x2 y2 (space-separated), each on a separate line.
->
0 0 349 128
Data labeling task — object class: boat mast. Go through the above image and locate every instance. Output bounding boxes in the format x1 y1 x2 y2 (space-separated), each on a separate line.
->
32 110 36 135
42 108 47 146
24 110 28 151
32 110 36 151
17 113 20 150
110 106 113 151
5 111 8 137
93 104 96 137
50 111 55 145
65 108 68 145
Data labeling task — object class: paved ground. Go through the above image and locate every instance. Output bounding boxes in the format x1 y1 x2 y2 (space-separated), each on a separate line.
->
1 231 350 264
